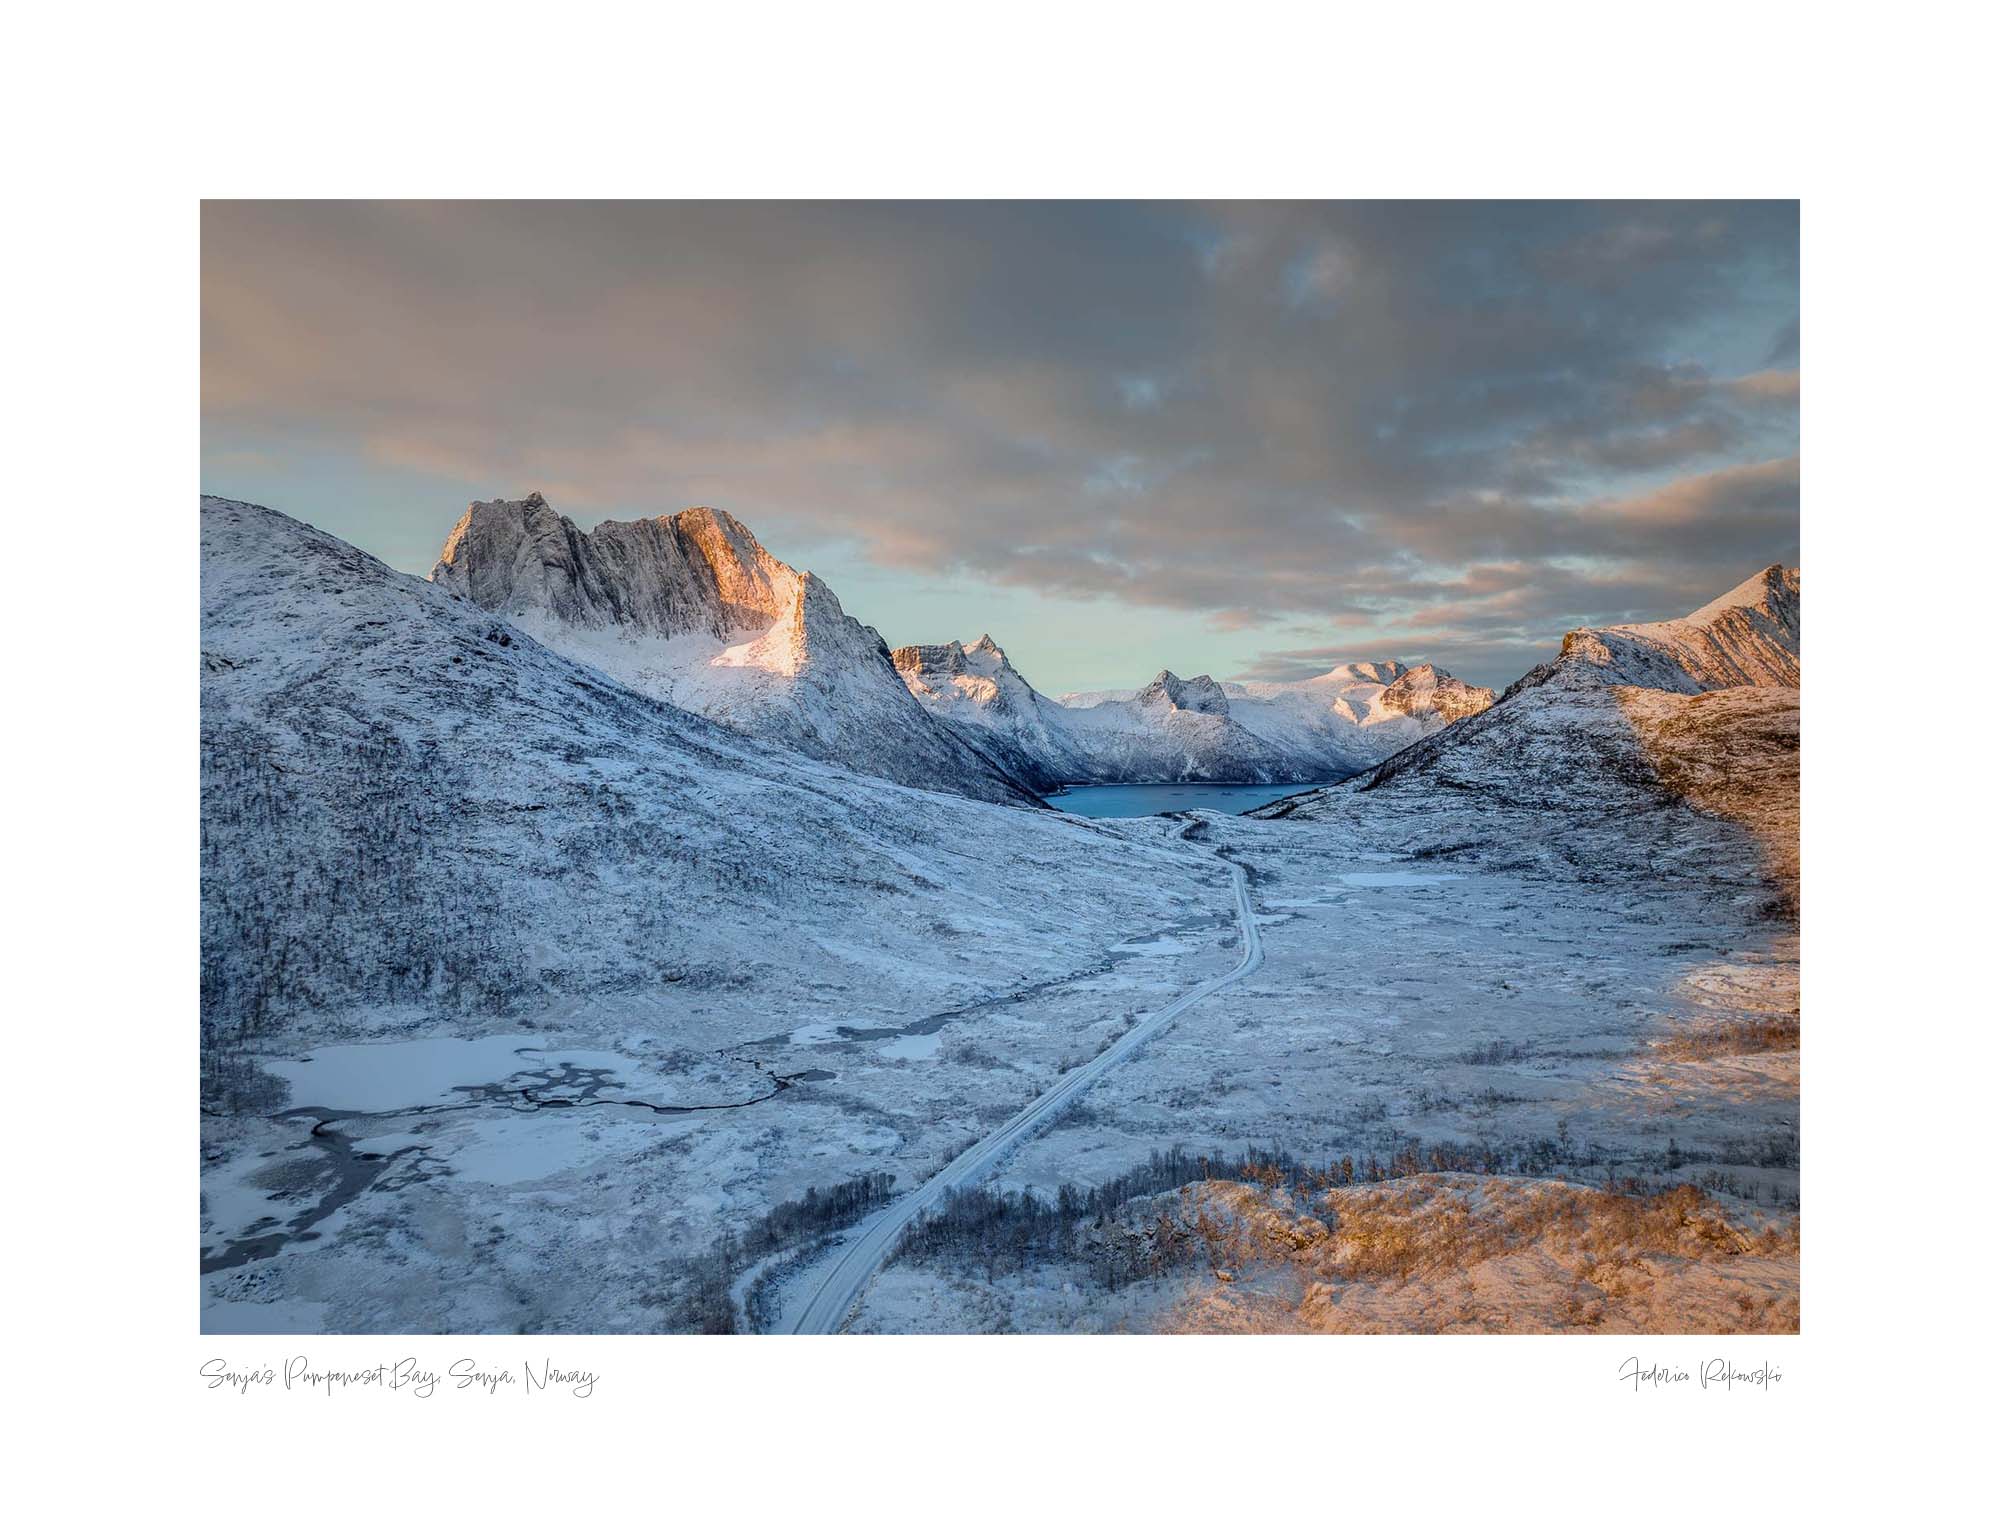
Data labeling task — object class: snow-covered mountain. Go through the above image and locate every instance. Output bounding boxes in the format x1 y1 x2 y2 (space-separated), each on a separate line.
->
896 639 1493 786
890 636 1094 791
1256 565 1801 914
1375 663 1497 723
203 495 1213 1050
1061 669 1297 783
1220 661 1496 777
431 494 1042 805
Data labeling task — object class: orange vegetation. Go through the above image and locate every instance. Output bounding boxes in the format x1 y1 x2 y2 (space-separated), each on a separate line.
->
1159 1174 1798 1335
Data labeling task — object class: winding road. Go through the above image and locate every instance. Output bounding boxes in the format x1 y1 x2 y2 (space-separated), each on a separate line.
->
786 855 1262 1333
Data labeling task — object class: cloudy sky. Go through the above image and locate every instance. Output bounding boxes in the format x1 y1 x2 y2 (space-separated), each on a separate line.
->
202 201 1798 693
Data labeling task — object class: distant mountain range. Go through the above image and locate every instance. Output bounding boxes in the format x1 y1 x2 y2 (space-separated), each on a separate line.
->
896 641 1492 789
432 493 1492 798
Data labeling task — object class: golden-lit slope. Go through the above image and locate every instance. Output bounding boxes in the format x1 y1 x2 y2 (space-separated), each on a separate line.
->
1618 685 1800 918
1159 1175 1798 1335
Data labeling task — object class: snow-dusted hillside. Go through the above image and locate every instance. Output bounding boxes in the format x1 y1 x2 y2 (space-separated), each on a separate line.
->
203 495 1216 1048
897 638 1492 786
431 494 1041 805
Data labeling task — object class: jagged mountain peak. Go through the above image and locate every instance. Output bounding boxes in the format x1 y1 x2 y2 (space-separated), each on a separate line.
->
433 493 801 642
901 640 1492 787
961 635 1018 676
1137 670 1231 716
893 634 1025 684
200 489 1194 1054
1376 663 1496 722
1684 563 1800 630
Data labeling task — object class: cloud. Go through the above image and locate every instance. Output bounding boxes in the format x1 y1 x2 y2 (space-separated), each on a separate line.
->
1596 455 1799 531
1732 368 1801 405
203 200 1798 689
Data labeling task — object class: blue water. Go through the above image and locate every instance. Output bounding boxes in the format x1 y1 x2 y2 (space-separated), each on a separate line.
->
1052 782 1336 818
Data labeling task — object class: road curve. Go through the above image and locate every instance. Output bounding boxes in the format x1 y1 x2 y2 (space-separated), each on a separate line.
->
787 854 1262 1334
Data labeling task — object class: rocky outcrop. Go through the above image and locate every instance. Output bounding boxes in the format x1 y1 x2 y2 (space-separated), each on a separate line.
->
1135 670 1231 716
1376 664 1496 723
433 493 781 640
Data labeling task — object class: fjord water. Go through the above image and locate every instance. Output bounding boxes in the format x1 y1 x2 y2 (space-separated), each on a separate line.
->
1052 782 1338 818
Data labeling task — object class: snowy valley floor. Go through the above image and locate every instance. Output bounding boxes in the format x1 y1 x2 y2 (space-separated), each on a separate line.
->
202 806 1798 1336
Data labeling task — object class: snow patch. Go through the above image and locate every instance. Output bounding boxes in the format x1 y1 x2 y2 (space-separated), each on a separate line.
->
1339 871 1465 888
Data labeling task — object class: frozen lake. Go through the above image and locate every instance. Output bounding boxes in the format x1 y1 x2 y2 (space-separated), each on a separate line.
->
1053 782 1337 818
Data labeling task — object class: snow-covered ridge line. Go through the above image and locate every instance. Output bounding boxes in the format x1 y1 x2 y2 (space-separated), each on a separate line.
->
894 637 1493 787
1553 563 1800 693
